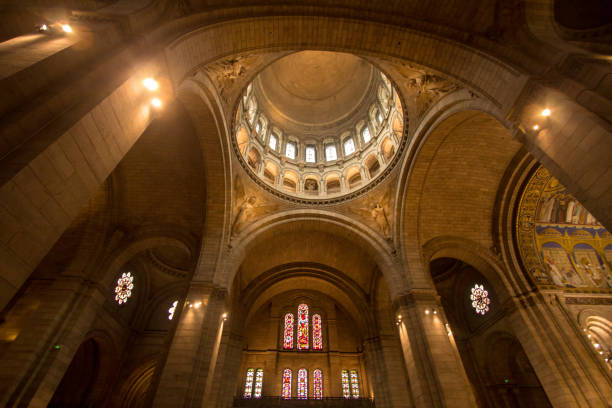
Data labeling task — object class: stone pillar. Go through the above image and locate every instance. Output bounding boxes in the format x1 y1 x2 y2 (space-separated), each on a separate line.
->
395 291 477 408
0 276 106 407
152 283 227 408
363 335 413 408
210 329 246 407
506 291 612 407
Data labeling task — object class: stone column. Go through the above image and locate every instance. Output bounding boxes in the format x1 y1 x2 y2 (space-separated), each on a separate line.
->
152 283 228 408
506 291 612 407
395 290 477 408
0 276 106 407
363 335 413 408
204 315 246 408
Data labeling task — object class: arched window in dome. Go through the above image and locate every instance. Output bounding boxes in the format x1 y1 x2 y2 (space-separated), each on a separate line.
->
297 368 308 399
378 86 390 111
362 127 371 144
349 370 360 398
313 369 323 399
376 110 383 124
297 304 309 350
282 369 292 399
283 313 294 349
343 138 355 156
285 141 296 159
243 368 254 398
305 145 316 163
254 369 264 398
247 98 257 124
325 144 337 161
341 370 350 398
269 133 278 151
313 314 323 350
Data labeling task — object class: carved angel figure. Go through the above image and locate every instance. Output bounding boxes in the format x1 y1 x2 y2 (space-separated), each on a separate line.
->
231 176 278 236
349 187 393 239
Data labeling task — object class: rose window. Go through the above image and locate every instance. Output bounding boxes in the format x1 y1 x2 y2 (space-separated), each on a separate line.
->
470 284 490 315
114 272 134 304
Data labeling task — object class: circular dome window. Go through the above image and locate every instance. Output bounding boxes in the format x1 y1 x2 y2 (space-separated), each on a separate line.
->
232 51 406 204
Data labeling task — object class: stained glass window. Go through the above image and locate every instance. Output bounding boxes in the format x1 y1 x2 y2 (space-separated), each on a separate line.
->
282 369 292 399
362 127 371 143
297 368 308 399
168 300 178 320
470 284 490 315
297 304 309 350
244 368 254 398
350 370 360 398
254 369 263 398
114 272 134 304
313 369 323 399
313 314 322 350
283 313 294 349
341 370 350 399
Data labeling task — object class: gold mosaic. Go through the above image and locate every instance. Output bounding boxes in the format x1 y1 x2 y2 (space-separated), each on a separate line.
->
516 166 612 291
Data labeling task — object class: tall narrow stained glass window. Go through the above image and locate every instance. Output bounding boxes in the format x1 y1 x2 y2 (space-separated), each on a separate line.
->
282 369 292 399
243 368 254 398
283 313 294 349
254 369 263 398
350 370 360 398
297 304 309 350
341 370 350 399
313 369 323 399
312 314 322 350
297 368 308 399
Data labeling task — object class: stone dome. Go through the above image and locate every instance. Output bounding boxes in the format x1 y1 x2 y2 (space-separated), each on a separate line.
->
233 51 406 203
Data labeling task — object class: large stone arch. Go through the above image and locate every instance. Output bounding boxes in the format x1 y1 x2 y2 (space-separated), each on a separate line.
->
398 107 522 289
221 209 406 298
175 77 233 282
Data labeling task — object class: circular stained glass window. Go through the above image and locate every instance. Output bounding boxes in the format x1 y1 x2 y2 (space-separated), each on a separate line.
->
114 272 134 304
470 284 490 315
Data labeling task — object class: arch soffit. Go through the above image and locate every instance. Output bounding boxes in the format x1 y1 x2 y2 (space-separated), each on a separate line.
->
96 231 193 290
245 275 371 337
162 16 527 114
394 89 511 243
175 78 233 281
221 209 406 298
242 262 369 310
422 235 515 305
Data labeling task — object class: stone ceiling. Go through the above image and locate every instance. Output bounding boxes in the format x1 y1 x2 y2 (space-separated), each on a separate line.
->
253 51 376 138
